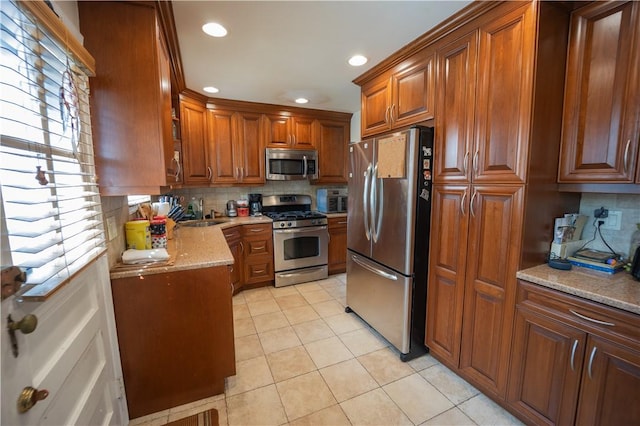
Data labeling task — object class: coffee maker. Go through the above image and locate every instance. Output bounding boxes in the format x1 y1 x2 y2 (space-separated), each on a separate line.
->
248 193 262 216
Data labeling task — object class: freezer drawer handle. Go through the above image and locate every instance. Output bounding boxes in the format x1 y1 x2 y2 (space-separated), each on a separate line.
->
351 255 398 281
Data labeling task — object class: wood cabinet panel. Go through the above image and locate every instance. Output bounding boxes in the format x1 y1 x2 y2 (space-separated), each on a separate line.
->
426 185 469 366
78 1 175 195
459 184 524 397
291 116 315 149
392 49 435 129
473 4 535 184
360 49 435 138
508 306 585 425
264 114 315 149
208 109 236 184
241 224 274 287
510 280 640 425
433 31 477 184
236 112 264 183
223 227 242 293
315 120 349 184
111 267 235 418
328 217 348 274
558 1 640 183
576 335 640 426
180 97 210 185
361 76 391 138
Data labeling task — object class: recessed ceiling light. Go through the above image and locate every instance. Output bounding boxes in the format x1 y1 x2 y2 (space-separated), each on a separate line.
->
295 98 309 104
203 86 219 94
202 22 227 37
348 55 368 66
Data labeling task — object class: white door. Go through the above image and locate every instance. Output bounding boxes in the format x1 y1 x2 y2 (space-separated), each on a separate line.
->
1 255 128 425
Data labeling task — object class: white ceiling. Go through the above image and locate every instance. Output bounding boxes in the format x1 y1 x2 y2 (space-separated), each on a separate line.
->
172 1 472 113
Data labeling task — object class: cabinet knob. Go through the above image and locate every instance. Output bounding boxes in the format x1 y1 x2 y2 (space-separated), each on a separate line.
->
17 386 49 413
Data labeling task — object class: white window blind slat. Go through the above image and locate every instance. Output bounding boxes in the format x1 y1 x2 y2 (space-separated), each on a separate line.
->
1 0 105 297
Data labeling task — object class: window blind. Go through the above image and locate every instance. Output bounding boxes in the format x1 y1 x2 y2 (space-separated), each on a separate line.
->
1 0 105 299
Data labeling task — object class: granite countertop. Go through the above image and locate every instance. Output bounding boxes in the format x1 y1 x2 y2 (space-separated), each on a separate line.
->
110 216 272 280
517 264 640 315
325 212 347 219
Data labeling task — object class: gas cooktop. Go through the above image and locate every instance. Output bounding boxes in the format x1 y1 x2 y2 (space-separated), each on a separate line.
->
262 194 328 228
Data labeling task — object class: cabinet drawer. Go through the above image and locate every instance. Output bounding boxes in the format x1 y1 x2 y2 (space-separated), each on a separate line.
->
517 280 640 349
242 223 272 237
222 225 242 241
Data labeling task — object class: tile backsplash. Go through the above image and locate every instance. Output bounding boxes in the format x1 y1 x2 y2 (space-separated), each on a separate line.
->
168 181 347 217
578 193 640 259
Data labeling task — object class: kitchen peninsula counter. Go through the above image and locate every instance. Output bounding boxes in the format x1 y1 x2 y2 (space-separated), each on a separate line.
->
110 216 272 280
517 264 640 315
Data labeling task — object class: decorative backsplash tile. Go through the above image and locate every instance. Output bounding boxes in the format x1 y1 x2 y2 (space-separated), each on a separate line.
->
578 193 640 259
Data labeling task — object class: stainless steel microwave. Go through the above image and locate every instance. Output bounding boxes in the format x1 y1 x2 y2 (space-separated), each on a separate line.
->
265 148 318 181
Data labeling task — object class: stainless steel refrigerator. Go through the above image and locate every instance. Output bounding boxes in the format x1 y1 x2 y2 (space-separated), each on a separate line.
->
346 126 434 361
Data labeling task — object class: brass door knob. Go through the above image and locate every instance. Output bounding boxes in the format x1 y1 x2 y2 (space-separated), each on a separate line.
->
7 314 38 357
17 386 49 413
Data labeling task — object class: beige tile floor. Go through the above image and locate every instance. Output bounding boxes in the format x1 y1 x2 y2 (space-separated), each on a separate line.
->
130 274 523 426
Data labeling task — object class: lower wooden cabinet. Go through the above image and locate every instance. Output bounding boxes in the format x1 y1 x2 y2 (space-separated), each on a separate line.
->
110 266 235 419
508 280 640 425
222 226 242 292
327 216 348 274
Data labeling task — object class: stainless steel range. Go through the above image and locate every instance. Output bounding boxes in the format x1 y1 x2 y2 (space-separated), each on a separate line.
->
262 195 329 287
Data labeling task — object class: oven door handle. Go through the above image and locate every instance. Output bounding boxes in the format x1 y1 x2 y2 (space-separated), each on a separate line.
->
274 226 328 234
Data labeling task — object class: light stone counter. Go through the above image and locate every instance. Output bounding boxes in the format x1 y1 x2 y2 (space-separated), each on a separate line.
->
325 212 347 219
110 216 272 280
517 264 640 315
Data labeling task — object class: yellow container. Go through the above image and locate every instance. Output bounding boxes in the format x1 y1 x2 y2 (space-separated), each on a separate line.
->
125 220 151 249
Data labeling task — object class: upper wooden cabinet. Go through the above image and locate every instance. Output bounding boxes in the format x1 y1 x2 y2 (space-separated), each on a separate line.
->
314 119 350 184
558 1 640 183
433 4 535 185
78 1 176 195
359 48 435 137
180 95 210 185
209 109 264 185
264 114 315 149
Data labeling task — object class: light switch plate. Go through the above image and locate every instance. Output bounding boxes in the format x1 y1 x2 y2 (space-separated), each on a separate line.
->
106 216 118 241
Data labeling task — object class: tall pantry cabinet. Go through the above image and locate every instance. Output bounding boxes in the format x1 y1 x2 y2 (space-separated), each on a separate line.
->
426 1 580 400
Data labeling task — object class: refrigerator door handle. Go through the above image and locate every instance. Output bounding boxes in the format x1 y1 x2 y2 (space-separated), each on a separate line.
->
351 254 398 281
375 171 384 242
363 163 373 241
370 163 379 242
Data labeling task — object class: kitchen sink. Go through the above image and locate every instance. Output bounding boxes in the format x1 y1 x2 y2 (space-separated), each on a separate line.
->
181 219 227 227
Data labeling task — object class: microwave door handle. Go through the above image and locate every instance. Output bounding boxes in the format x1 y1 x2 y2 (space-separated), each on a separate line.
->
303 155 308 178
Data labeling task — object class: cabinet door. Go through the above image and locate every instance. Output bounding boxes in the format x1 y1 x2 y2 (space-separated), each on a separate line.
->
291 117 315 149
264 114 292 148
391 49 435 129
157 29 176 183
558 1 640 182
507 306 586 426
236 112 264 184
315 119 349 184
223 227 243 293
180 98 210 185
576 335 640 426
433 31 478 184
474 3 535 184
426 185 469 367
459 185 524 398
328 217 348 274
209 109 237 184
361 75 391 137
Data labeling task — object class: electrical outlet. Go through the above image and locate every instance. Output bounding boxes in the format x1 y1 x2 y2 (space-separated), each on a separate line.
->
594 207 609 218
106 216 118 241
601 210 622 231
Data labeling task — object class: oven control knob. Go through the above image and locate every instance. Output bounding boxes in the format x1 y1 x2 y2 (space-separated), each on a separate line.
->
287 222 292 227
279 222 285 228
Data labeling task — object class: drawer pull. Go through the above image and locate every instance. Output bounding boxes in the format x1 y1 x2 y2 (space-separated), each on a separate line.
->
338 221 347 224
587 346 597 380
249 228 264 233
570 339 578 372
569 310 615 327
